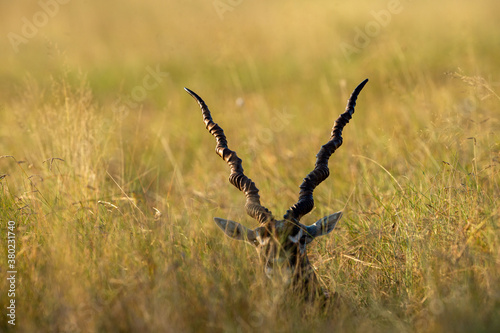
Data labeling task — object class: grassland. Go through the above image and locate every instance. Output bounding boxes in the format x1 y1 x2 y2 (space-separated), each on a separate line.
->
0 0 499 332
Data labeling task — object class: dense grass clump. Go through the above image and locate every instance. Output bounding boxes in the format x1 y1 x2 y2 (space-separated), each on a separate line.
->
1 1 499 332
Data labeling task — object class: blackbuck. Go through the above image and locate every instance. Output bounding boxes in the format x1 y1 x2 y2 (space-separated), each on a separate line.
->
185 79 368 300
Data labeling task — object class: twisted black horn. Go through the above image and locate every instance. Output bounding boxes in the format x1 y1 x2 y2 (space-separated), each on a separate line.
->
283 79 368 222
185 87 274 224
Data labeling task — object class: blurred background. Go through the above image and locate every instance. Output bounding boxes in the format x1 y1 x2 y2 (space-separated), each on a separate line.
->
1 0 498 101
0 0 499 332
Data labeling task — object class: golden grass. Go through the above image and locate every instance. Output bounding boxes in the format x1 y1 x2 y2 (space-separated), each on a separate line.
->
1 0 499 332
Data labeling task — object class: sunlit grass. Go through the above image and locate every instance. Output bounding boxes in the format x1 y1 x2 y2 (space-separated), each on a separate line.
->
1 0 499 332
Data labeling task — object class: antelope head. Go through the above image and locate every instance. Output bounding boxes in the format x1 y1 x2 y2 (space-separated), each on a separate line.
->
185 79 368 298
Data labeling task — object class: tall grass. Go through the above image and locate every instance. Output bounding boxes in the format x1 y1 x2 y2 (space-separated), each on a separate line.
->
1 0 499 332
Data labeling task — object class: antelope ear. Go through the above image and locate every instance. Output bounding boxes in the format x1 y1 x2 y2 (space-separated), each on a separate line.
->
305 212 342 238
214 217 257 242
